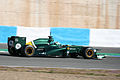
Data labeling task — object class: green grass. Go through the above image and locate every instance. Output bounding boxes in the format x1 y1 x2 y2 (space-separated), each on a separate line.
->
82 73 107 76
116 74 120 77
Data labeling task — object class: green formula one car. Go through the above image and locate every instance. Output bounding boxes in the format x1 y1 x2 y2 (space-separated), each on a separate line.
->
8 36 98 59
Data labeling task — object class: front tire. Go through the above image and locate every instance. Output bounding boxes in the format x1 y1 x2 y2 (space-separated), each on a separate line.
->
82 48 95 59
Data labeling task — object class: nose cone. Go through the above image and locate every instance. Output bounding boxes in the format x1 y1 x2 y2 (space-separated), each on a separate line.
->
97 55 105 60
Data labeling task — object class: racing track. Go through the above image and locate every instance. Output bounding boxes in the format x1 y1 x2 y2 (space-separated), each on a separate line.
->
0 52 120 69
0 44 120 69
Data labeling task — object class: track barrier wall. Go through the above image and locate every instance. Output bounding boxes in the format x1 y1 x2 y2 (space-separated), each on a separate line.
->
90 29 120 47
0 26 120 47
51 27 90 46
17 26 50 42
0 26 50 43
0 26 17 43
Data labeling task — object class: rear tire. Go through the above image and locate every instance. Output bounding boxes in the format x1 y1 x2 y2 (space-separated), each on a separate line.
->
82 48 95 59
8 48 18 56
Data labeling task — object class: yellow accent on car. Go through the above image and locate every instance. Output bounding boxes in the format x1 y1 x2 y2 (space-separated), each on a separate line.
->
26 42 33 46
67 47 70 50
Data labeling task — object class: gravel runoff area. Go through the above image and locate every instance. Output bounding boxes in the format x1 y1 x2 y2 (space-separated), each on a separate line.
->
0 66 120 80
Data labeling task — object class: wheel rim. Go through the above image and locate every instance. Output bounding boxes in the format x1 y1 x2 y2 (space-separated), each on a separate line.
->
86 50 94 57
26 47 33 56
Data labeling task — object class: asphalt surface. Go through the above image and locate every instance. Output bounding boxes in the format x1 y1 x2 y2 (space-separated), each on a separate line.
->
0 43 120 69
0 52 120 69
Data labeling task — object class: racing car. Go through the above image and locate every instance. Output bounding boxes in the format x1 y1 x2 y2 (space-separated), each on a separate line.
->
8 36 98 59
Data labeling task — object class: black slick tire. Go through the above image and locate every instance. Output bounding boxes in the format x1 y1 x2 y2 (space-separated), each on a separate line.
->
83 48 95 59
8 48 18 56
